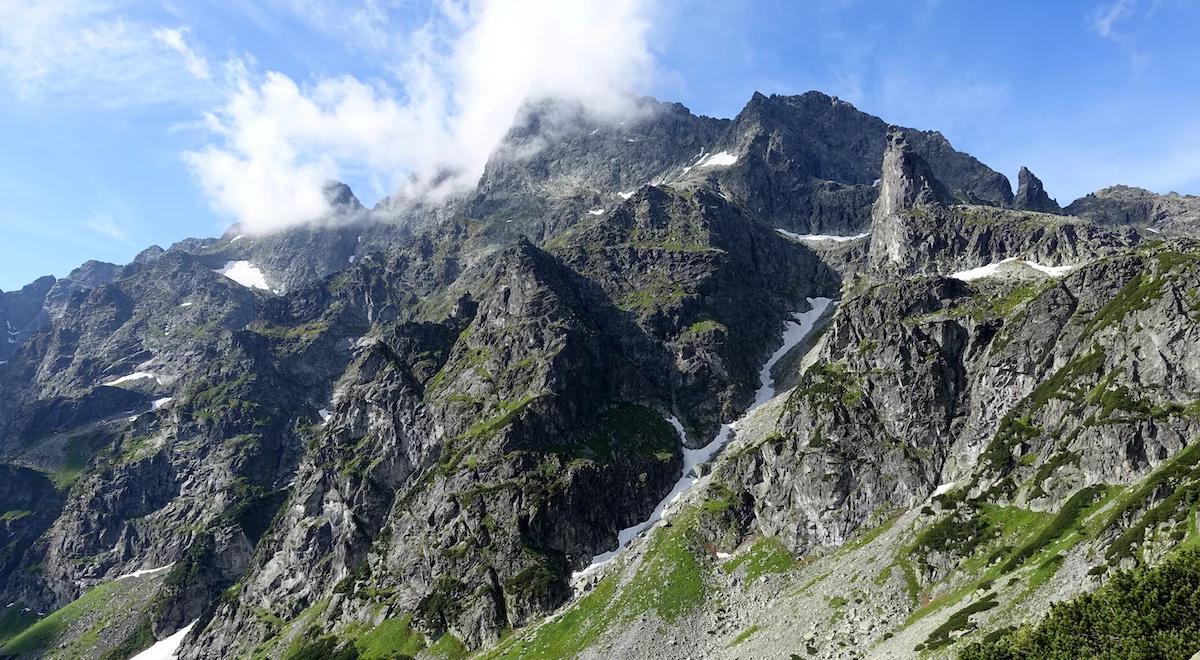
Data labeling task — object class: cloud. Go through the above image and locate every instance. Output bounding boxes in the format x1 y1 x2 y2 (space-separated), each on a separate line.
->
0 0 216 108
84 209 135 245
1089 0 1134 38
153 27 211 80
185 0 657 233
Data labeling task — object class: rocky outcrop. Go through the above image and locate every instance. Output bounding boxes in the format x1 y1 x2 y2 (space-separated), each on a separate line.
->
1012 166 1062 214
867 132 1139 277
1066 184 1200 236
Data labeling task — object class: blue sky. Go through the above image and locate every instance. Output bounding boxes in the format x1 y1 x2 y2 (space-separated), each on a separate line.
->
2 0 1198 290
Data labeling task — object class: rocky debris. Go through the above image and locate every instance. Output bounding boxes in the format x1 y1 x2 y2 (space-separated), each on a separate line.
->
1012 166 1062 214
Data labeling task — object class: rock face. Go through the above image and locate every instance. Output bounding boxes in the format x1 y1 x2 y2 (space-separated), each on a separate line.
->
1012 166 1062 213
0 88 1197 660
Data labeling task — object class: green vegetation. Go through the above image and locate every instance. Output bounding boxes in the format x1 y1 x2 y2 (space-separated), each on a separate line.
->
729 625 761 647
723 536 798 582
998 485 1105 573
918 592 998 652
961 548 1200 659
681 318 726 338
0 577 135 657
50 431 110 489
98 618 155 660
1085 272 1166 336
355 615 425 659
549 402 679 463
426 633 468 659
486 510 709 659
915 507 996 562
185 372 262 426
0 605 38 646
791 361 863 413
1103 442 1200 564
0 509 32 522
619 280 688 311
253 319 330 342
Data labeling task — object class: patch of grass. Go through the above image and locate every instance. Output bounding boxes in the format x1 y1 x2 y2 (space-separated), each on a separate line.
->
49 431 110 489
355 614 425 659
485 510 708 659
723 536 797 582
426 632 468 659
0 509 32 522
1085 272 1166 336
0 579 124 656
729 625 761 647
999 485 1106 573
680 318 725 338
0 605 39 645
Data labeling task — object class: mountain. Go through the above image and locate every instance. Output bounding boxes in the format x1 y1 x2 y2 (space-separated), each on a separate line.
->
1 90 1199 660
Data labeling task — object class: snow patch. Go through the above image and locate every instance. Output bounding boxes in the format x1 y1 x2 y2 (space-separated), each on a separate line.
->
348 255 356 264
699 151 737 167
178 302 193 308
116 563 174 581
574 297 833 578
1146 227 1161 234
617 191 635 200
932 482 956 498
775 229 870 243
587 208 605 216
950 257 1074 282
104 372 158 387
215 260 271 291
229 234 245 243
716 552 732 560
129 619 197 660
152 397 174 410
318 408 332 423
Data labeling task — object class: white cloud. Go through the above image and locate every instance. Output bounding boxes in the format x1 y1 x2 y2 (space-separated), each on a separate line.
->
84 209 134 245
185 0 657 233
153 27 211 80
1089 0 1134 38
0 0 216 108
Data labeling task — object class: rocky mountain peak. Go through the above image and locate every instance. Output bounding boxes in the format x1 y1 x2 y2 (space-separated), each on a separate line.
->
322 181 363 211
876 128 952 212
1013 165 1062 213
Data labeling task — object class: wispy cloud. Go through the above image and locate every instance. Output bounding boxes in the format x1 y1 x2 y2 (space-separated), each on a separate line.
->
0 0 216 108
152 27 211 80
84 209 134 245
1086 0 1152 68
1089 0 1135 38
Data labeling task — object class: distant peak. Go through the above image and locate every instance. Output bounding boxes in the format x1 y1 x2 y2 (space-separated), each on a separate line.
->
1013 166 1062 214
322 181 362 209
